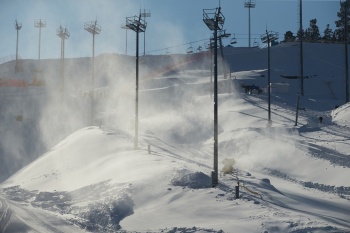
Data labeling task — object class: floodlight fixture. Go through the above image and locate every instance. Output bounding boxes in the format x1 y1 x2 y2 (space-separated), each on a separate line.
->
34 19 46 60
203 6 226 187
84 20 101 126
56 25 70 99
261 30 279 127
126 14 147 150
244 0 256 47
15 20 22 72
203 8 225 31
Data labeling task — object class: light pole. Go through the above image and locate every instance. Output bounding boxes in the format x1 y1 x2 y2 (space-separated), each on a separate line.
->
261 30 278 127
342 0 349 103
126 14 147 149
56 25 70 100
203 7 225 187
15 20 22 72
84 20 101 126
34 19 46 60
141 9 151 56
244 0 256 47
121 23 130 55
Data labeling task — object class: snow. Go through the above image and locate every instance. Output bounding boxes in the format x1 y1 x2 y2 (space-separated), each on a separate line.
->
1 43 350 232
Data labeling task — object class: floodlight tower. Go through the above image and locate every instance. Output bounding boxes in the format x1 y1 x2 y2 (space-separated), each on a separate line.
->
121 23 131 55
203 7 225 187
15 20 22 72
34 19 46 60
299 0 304 97
84 20 101 126
244 0 256 47
56 25 70 99
140 9 151 55
261 30 278 127
342 0 349 103
126 14 147 149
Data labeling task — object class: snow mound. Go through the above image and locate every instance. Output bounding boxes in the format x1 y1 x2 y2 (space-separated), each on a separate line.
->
171 169 211 189
332 102 350 126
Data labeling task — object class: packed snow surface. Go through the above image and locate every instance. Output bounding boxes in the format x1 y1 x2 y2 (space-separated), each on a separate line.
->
1 43 350 232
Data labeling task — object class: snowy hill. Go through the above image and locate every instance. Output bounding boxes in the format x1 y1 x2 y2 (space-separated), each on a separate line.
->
1 43 350 232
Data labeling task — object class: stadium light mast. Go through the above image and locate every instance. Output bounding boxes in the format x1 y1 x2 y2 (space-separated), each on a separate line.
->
56 25 70 100
342 0 350 103
15 20 22 72
244 0 256 47
121 23 130 55
34 19 46 60
84 20 101 126
126 14 147 149
261 30 278 127
140 9 151 55
203 6 225 187
299 0 304 97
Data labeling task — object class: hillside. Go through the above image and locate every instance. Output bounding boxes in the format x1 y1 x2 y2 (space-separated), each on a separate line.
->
0 43 350 232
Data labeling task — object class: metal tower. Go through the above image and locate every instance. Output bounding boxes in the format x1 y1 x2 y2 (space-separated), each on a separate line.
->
34 19 46 60
203 6 225 187
15 20 22 72
126 14 147 149
56 25 70 100
244 0 256 47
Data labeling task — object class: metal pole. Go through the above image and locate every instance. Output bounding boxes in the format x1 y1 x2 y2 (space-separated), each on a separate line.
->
345 0 349 103
295 95 300 126
126 28 128 55
39 20 41 60
248 6 251 47
213 8 220 188
135 23 140 149
267 30 272 125
144 9 146 56
300 0 304 96
210 42 213 99
90 29 95 126
15 22 20 72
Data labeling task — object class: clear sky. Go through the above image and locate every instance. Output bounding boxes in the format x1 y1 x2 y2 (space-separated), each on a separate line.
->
0 0 341 60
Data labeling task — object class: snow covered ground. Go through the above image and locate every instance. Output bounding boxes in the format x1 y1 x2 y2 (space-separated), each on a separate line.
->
1 43 350 232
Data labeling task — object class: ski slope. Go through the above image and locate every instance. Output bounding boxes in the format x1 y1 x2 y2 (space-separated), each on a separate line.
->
1 43 350 232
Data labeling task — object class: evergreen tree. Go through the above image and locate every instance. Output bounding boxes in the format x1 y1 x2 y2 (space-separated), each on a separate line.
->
283 31 296 42
305 19 321 42
323 24 334 42
335 0 350 42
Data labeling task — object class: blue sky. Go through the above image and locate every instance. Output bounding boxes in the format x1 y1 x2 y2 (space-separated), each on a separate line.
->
0 0 340 59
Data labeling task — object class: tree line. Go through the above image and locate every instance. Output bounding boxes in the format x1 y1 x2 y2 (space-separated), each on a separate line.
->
282 1 350 43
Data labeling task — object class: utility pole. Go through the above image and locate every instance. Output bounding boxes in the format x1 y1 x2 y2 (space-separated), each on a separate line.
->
261 30 278 127
244 0 256 47
203 6 225 187
126 14 147 149
34 19 46 60
15 20 22 72
84 20 101 126
56 25 70 100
